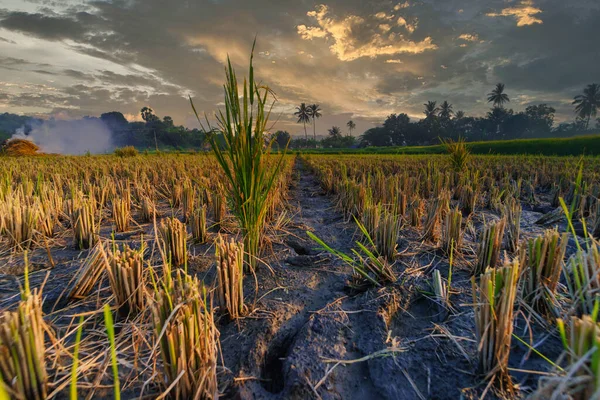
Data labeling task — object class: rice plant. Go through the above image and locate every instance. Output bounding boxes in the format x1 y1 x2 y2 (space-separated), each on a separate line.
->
151 268 219 399
564 242 600 316
441 207 462 255
422 193 449 243
191 42 286 270
503 197 521 253
519 229 567 320
473 217 506 276
159 217 187 267
68 241 110 299
440 136 470 172
72 197 97 250
215 235 245 318
106 243 146 317
211 191 225 231
0 256 49 400
190 205 208 244
139 195 155 223
2 199 38 251
471 258 520 395
112 197 130 232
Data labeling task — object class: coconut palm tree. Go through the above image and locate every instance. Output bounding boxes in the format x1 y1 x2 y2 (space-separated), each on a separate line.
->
487 83 510 108
328 126 342 139
309 104 322 145
454 110 465 120
423 101 439 119
294 103 311 145
573 83 600 130
347 120 356 136
438 101 454 120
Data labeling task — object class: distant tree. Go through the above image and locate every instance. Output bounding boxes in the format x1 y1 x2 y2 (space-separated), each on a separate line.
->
328 126 342 139
596 118 600 129
100 111 128 128
524 104 555 135
487 107 513 136
454 110 465 120
163 116 174 127
141 107 159 123
294 103 311 145
573 83 600 130
359 127 392 147
423 101 439 119
438 101 454 120
487 83 510 108
273 130 290 149
384 113 410 145
308 104 322 144
347 120 356 136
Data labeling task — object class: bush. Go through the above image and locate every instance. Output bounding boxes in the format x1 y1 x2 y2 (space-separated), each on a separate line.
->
114 146 138 157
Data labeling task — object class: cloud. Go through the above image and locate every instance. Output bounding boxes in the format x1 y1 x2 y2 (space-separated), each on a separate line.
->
486 1 543 27
458 33 478 41
297 5 437 61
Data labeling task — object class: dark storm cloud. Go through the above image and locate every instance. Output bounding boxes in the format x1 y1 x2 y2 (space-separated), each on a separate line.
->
0 0 597 130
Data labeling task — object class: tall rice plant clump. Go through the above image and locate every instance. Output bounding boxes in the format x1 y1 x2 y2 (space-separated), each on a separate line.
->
159 217 187 267
191 43 286 270
519 230 567 320
442 207 462 255
0 260 49 399
564 242 600 316
502 197 521 253
106 243 146 317
215 235 245 318
441 136 470 172
422 192 450 243
473 218 506 276
2 198 38 251
72 197 97 249
471 259 520 396
151 267 219 399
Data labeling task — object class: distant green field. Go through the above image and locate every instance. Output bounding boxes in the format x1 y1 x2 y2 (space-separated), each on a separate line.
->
298 134 600 156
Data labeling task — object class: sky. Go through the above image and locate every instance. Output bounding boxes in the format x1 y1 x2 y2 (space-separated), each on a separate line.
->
0 0 598 136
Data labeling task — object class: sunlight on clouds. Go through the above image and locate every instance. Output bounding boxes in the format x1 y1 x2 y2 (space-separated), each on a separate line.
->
458 33 478 42
394 2 410 11
297 5 436 62
396 16 417 34
385 59 403 64
486 1 543 27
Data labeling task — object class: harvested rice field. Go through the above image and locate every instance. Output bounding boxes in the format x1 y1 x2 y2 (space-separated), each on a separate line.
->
1 150 599 399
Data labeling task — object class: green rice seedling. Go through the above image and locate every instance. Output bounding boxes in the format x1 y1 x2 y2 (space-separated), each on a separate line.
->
70 316 84 400
112 197 130 232
215 235 245 318
0 255 49 400
471 258 520 395
103 304 121 400
308 217 395 287
442 207 462 255
68 241 110 299
159 217 187 267
440 136 470 172
190 205 208 244
151 269 219 399
106 243 146 317
564 242 600 316
72 197 97 250
211 190 225 231
473 217 506 276
502 197 521 253
519 229 567 320
191 42 286 270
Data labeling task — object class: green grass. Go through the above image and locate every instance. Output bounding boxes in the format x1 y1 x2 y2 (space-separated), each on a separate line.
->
296 134 600 156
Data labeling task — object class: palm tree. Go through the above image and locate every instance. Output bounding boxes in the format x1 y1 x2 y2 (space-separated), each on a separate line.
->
573 83 600 130
309 104 322 145
294 103 311 145
423 101 439 119
487 83 510 108
347 120 356 136
454 110 465 120
328 126 342 138
438 101 454 120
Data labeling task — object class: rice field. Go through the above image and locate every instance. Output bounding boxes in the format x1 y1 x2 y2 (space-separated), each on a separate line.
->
0 149 598 399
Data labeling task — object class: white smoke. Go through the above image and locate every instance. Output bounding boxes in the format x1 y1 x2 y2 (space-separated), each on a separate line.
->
12 119 114 155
